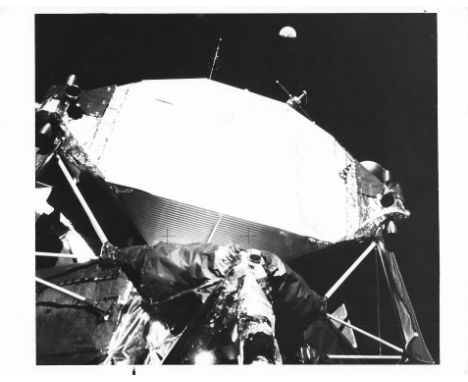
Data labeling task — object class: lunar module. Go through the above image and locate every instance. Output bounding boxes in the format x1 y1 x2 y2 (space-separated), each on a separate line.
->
35 75 434 365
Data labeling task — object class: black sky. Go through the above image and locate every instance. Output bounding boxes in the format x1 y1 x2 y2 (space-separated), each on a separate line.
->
35 13 438 361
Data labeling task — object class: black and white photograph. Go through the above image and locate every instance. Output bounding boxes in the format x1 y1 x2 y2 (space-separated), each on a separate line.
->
1 2 467 376
32 12 441 367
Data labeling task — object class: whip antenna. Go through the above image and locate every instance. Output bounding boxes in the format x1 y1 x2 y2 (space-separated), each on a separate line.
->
275 80 293 98
209 37 222 80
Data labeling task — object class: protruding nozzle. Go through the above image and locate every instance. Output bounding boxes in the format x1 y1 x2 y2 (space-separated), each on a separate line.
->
383 169 392 182
65 74 81 101
385 220 398 236
383 220 399 252
39 122 52 136
66 74 77 87
36 120 57 153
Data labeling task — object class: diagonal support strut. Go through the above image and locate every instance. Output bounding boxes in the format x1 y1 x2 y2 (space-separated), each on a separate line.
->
35 276 110 320
327 313 403 354
36 251 81 259
56 154 108 246
326 354 402 360
325 241 376 300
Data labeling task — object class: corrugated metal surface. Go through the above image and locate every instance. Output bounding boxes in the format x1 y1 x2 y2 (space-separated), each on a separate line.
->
114 184 326 260
114 185 219 245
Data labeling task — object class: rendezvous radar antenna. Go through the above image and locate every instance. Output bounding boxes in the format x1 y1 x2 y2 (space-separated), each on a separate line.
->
209 37 223 80
275 79 313 121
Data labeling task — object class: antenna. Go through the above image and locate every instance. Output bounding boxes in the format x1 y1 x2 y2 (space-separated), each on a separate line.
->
209 38 222 80
275 80 293 98
286 90 307 108
275 80 313 121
